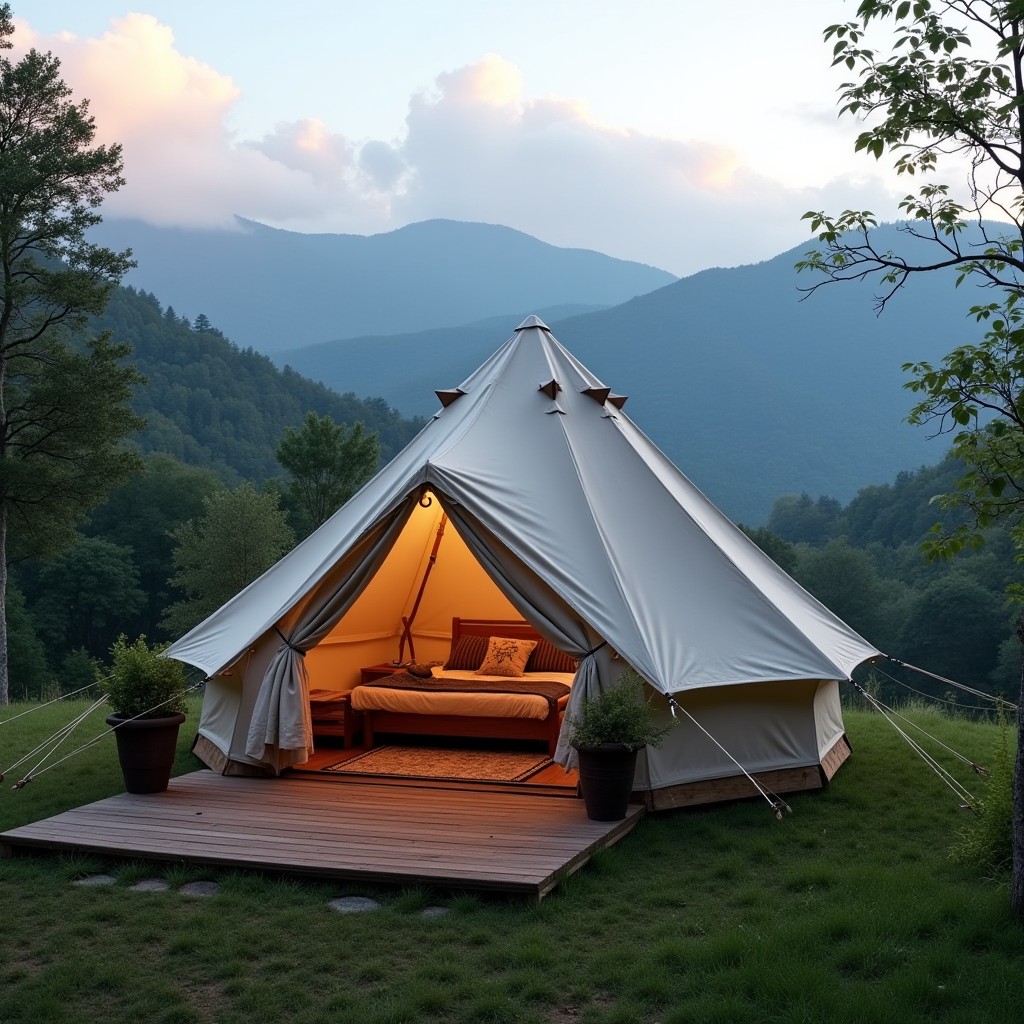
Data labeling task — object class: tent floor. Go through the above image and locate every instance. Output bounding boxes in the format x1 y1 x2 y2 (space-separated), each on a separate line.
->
0 770 643 901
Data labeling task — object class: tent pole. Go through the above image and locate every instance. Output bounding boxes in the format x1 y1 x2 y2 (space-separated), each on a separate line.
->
397 513 448 664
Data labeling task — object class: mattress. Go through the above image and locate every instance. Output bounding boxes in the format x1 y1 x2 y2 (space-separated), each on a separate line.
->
349 668 575 721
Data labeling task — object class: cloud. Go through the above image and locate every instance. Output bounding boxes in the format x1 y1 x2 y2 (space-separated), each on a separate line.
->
247 119 355 186
18 19 900 274
388 56 866 270
13 14 384 230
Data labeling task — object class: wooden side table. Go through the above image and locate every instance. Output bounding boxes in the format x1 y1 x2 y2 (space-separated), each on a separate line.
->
359 663 403 684
308 689 362 747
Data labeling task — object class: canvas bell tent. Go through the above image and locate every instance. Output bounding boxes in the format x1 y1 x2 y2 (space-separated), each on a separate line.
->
166 316 880 809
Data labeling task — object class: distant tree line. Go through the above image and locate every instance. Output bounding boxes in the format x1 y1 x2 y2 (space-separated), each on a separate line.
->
8 412 382 700
745 456 1024 705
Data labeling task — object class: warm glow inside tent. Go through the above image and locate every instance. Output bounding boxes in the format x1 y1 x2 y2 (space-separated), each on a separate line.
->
167 316 880 809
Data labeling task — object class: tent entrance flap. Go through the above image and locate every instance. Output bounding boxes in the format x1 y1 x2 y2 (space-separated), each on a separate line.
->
245 495 419 772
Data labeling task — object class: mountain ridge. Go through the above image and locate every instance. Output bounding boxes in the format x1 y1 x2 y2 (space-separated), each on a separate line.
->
89 216 986 523
87 216 676 352
279 225 978 523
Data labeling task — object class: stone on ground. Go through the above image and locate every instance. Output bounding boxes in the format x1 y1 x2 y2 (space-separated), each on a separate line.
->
130 878 170 893
329 895 381 913
179 880 220 897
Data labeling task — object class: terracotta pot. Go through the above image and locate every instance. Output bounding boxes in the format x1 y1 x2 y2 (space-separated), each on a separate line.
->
106 713 186 794
575 742 640 821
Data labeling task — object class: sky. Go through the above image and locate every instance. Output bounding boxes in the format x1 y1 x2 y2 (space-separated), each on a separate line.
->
16 1 909 276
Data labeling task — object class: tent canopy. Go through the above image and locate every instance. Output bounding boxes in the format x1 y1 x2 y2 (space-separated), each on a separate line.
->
168 316 878 692
167 317 879 791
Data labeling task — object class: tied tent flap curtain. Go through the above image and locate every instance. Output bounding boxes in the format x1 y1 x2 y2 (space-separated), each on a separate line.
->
245 497 418 771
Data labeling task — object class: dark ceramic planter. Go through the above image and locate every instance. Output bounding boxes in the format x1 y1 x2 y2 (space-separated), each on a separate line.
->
106 712 186 794
575 742 640 821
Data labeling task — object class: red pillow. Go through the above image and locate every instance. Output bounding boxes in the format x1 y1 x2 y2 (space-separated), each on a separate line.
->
526 639 578 674
443 634 491 671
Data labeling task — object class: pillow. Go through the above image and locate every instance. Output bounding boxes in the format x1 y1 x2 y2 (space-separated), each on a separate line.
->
444 634 491 671
476 636 538 678
406 662 433 678
526 639 579 675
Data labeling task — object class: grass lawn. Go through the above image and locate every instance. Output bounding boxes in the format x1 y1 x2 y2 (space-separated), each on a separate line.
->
1 697 1022 1024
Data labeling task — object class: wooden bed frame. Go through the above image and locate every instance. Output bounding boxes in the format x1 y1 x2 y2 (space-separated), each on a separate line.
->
360 618 570 755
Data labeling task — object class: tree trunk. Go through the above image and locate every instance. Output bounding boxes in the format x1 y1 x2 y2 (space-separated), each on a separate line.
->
0 502 7 706
1013 619 1024 918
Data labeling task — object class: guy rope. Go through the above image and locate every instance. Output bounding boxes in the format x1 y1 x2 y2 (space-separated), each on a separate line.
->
667 695 793 820
1 680 202 790
847 654 1017 813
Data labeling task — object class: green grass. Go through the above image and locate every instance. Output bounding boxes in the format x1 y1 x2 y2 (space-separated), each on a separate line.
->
1 698 1022 1023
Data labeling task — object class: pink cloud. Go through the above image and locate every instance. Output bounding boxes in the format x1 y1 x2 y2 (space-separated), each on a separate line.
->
14 17 896 273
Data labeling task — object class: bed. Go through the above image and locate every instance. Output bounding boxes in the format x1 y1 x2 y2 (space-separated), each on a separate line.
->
347 618 577 754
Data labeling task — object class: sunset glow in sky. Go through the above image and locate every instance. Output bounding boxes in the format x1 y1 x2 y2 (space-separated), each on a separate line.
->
19 1 909 275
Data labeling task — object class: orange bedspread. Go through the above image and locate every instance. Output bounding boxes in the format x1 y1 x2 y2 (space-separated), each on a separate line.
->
349 668 574 721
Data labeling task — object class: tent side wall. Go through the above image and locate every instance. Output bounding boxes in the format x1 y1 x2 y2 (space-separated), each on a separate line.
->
640 678 850 809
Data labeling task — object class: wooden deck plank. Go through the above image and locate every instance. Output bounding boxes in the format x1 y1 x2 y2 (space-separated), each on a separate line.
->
19 820 600 874
13 809 625 866
1 770 643 898
42 794 616 845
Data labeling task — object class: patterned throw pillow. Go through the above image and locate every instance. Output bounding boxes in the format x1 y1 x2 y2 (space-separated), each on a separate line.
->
476 636 538 677
526 639 579 675
443 634 491 671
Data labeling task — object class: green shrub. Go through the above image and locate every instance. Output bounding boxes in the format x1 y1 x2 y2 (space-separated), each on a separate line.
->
100 635 188 719
950 707 1014 874
567 668 673 751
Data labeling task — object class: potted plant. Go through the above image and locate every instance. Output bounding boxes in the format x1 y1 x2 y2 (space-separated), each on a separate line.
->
101 635 189 794
568 668 672 821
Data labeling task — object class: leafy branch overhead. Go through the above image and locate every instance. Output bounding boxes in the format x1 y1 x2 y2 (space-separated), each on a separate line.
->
902 294 1024 567
797 2 1024 561
797 1 1024 310
799 0 1024 920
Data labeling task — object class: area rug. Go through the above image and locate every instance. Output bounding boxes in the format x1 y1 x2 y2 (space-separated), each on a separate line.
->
323 746 553 783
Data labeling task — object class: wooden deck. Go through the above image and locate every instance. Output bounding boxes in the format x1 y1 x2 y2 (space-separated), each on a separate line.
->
0 770 644 901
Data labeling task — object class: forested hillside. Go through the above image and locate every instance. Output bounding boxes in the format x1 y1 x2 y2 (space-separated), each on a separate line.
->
5 286 427 701
5 281 1015 712
99 287 424 481
758 457 1023 704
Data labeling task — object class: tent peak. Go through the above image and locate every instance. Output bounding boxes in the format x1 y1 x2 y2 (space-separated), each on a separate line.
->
514 315 550 332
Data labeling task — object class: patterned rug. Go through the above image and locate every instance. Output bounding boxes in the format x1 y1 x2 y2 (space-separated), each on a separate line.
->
323 746 553 783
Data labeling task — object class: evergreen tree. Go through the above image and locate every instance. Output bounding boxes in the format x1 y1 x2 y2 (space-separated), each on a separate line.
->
85 454 220 639
30 536 145 660
276 413 380 535
5 578 50 700
738 525 798 575
0 7 140 704
162 483 294 637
